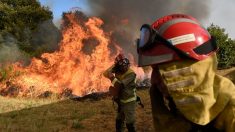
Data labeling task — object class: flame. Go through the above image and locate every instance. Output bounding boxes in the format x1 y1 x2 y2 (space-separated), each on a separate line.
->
4 12 146 97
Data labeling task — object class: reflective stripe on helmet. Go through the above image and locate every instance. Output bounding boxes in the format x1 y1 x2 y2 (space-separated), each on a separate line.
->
168 34 196 46
158 18 200 34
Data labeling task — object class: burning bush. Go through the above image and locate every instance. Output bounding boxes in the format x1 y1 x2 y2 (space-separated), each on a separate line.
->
0 11 147 98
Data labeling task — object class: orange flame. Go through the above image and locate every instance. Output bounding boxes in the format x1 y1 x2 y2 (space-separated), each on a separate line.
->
9 13 146 97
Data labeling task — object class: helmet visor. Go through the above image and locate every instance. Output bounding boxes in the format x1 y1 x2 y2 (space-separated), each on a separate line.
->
139 27 151 48
137 24 192 64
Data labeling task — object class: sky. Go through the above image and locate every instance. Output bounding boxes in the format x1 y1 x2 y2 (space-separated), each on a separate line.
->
38 0 235 39
207 0 235 39
38 0 90 24
39 0 89 17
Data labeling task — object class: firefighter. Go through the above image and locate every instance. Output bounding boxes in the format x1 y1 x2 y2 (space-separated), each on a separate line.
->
103 54 137 132
136 14 235 132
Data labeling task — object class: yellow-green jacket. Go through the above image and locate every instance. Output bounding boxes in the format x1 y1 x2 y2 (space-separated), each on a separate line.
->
103 66 137 103
114 68 136 103
151 54 235 132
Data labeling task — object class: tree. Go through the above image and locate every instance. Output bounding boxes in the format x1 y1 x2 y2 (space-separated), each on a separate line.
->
0 0 55 57
207 24 235 69
0 0 52 33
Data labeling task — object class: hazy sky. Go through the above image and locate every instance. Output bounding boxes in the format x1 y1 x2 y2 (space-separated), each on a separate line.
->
38 0 235 39
208 0 235 39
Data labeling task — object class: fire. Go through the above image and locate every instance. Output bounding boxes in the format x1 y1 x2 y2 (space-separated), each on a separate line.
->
3 12 146 97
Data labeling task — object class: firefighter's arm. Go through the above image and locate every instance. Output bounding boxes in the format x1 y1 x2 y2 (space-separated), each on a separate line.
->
112 72 136 88
103 65 115 79
109 73 136 97
109 77 124 97
110 77 122 89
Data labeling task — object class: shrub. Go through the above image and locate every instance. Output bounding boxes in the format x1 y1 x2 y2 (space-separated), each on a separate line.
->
207 24 235 69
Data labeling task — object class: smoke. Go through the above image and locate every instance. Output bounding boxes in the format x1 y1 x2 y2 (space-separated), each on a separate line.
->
86 0 212 61
53 19 62 28
0 35 28 65
30 20 61 53
0 19 61 67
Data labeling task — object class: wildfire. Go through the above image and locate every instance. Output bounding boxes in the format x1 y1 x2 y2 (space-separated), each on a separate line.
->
2 12 146 97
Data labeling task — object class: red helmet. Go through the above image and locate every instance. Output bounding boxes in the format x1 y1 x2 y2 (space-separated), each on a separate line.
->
115 53 130 67
137 14 217 66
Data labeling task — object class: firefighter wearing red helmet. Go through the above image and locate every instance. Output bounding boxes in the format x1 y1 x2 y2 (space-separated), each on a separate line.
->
103 53 137 132
137 14 235 132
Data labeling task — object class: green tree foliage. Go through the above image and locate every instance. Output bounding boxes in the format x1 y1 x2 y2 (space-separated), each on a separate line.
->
207 24 235 69
0 0 53 56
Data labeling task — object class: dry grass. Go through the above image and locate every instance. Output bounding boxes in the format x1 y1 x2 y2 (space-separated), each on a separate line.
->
0 89 154 132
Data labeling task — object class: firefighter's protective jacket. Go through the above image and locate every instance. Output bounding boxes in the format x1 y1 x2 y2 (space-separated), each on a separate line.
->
103 66 137 103
151 54 235 132
114 68 136 103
